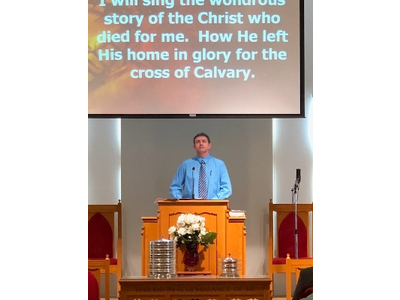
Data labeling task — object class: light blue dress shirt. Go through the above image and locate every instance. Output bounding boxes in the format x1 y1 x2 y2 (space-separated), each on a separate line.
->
169 155 232 199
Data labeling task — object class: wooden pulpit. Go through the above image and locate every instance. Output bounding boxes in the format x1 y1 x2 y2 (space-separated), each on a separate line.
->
141 199 246 276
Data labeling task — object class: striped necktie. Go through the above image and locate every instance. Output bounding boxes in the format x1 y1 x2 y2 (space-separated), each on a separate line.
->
198 160 207 199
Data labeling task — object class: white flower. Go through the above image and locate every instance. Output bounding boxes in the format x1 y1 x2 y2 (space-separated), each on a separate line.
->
168 226 176 235
177 227 186 236
168 213 217 248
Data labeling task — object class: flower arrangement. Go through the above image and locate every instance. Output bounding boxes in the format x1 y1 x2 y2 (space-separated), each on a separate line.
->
168 213 217 248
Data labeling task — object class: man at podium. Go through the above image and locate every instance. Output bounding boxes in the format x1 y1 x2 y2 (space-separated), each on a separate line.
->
169 132 232 200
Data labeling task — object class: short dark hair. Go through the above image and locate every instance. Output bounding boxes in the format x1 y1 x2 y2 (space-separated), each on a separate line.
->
193 132 210 144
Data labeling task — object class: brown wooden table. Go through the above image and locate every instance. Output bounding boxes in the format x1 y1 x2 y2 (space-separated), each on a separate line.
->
119 275 272 300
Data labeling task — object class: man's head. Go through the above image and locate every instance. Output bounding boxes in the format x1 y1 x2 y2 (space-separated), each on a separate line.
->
193 132 210 144
193 132 211 158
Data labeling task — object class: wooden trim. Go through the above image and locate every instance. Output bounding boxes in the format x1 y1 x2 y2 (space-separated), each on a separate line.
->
88 257 110 300
120 276 271 300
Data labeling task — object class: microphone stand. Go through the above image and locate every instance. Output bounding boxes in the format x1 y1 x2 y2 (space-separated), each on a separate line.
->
291 180 300 259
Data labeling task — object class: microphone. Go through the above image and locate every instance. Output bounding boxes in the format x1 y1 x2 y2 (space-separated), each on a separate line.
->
192 167 195 199
296 168 301 184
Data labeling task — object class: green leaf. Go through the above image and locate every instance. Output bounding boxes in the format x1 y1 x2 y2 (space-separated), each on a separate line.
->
200 232 217 248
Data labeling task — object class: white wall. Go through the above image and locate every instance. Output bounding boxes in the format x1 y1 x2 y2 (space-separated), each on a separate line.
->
88 119 121 203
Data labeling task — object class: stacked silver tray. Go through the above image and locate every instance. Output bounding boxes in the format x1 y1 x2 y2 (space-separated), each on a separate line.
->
148 238 177 278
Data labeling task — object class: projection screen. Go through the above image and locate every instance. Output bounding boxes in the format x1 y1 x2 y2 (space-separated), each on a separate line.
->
88 0 305 118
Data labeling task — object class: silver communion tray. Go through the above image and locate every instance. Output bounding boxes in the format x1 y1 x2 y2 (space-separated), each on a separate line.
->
148 238 177 279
